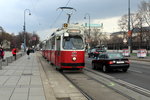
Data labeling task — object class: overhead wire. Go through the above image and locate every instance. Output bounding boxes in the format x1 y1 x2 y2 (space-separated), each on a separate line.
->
50 0 71 28
44 0 72 39
28 0 72 40
30 0 40 32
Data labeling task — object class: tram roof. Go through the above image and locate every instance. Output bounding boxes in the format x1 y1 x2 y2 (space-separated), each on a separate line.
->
48 23 84 38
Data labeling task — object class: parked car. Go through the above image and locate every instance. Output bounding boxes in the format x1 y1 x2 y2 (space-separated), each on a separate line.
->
88 48 106 58
137 49 147 58
92 52 130 72
122 49 130 57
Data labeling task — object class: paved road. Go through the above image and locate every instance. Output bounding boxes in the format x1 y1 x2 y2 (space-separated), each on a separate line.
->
85 56 150 91
107 62 150 90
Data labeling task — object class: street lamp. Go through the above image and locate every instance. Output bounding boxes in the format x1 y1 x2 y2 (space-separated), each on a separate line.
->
128 0 132 53
23 9 31 52
84 13 91 51
84 13 91 38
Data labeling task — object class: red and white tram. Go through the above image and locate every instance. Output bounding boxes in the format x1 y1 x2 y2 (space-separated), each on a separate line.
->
42 23 85 71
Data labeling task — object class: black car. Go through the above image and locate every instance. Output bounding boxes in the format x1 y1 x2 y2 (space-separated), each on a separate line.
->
92 52 130 72
88 48 106 58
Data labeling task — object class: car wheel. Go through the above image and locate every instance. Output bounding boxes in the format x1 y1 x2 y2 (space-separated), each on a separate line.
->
122 69 128 72
102 65 107 73
92 63 96 69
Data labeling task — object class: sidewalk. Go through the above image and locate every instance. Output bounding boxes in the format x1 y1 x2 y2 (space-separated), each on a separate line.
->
0 53 87 100
0 53 46 100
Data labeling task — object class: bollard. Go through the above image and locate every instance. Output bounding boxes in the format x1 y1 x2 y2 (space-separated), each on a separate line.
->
6 57 12 63
16 54 21 59
2 58 8 66
16 55 19 59
19 54 22 58
11 56 15 61
0 60 2 70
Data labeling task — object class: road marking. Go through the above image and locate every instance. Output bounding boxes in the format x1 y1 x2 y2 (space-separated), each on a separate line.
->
129 69 143 74
108 82 115 86
85 68 150 97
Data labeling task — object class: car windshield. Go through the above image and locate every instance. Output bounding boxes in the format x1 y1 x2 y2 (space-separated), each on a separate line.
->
108 53 123 59
63 36 84 50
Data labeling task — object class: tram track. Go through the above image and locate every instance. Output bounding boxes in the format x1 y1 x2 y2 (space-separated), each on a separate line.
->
84 68 150 97
84 68 150 100
39 52 150 100
62 68 150 100
62 70 129 100
61 72 94 100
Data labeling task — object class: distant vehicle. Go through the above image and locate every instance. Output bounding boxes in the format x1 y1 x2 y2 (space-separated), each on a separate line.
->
88 48 106 58
137 49 147 58
92 52 130 72
122 49 130 57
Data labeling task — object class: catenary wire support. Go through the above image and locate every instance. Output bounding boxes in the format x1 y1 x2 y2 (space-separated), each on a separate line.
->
57 7 76 24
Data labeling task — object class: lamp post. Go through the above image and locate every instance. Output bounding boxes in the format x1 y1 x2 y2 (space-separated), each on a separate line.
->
84 13 91 38
128 0 132 53
84 13 91 51
23 9 31 52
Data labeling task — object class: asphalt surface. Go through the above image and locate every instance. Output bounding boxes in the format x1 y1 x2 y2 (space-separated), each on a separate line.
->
85 56 150 91
107 62 150 90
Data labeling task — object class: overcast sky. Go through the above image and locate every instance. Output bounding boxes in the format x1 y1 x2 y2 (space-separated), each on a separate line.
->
0 0 148 40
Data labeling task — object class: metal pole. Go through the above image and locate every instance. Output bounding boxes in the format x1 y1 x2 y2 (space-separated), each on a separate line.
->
128 0 131 53
84 13 91 50
89 15 91 37
23 9 31 52
23 10 26 52
84 13 91 38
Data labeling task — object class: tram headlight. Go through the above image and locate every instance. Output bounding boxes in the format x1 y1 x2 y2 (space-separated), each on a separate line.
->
72 57 77 61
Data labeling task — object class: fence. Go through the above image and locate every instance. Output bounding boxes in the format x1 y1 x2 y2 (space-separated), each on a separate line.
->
107 42 150 50
0 52 25 70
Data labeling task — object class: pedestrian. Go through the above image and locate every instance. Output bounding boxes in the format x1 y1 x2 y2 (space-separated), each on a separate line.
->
12 48 17 60
27 48 31 59
0 47 4 60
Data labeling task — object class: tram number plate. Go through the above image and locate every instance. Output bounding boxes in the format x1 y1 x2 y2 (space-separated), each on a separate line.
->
72 66 76 68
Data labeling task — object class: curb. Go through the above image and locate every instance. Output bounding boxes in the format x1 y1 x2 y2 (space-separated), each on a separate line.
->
128 58 150 62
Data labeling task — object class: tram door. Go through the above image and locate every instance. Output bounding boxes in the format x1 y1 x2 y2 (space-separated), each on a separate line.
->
56 36 61 67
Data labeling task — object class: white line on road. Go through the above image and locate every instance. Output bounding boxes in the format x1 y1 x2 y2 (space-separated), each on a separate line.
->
128 69 143 74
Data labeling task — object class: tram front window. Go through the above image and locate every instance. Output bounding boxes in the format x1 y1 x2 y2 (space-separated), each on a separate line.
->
63 36 84 50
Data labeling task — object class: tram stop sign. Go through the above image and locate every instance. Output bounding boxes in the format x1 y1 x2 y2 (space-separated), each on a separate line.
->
63 23 68 28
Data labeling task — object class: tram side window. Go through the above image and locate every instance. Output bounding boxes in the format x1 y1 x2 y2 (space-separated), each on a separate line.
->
51 38 55 50
56 39 60 50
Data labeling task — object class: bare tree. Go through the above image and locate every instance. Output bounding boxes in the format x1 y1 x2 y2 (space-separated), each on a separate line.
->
0 26 13 48
84 27 104 48
138 0 150 27
118 13 140 32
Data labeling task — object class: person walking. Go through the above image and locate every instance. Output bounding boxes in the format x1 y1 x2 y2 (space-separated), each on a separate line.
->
12 48 17 60
27 48 31 59
0 47 4 60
